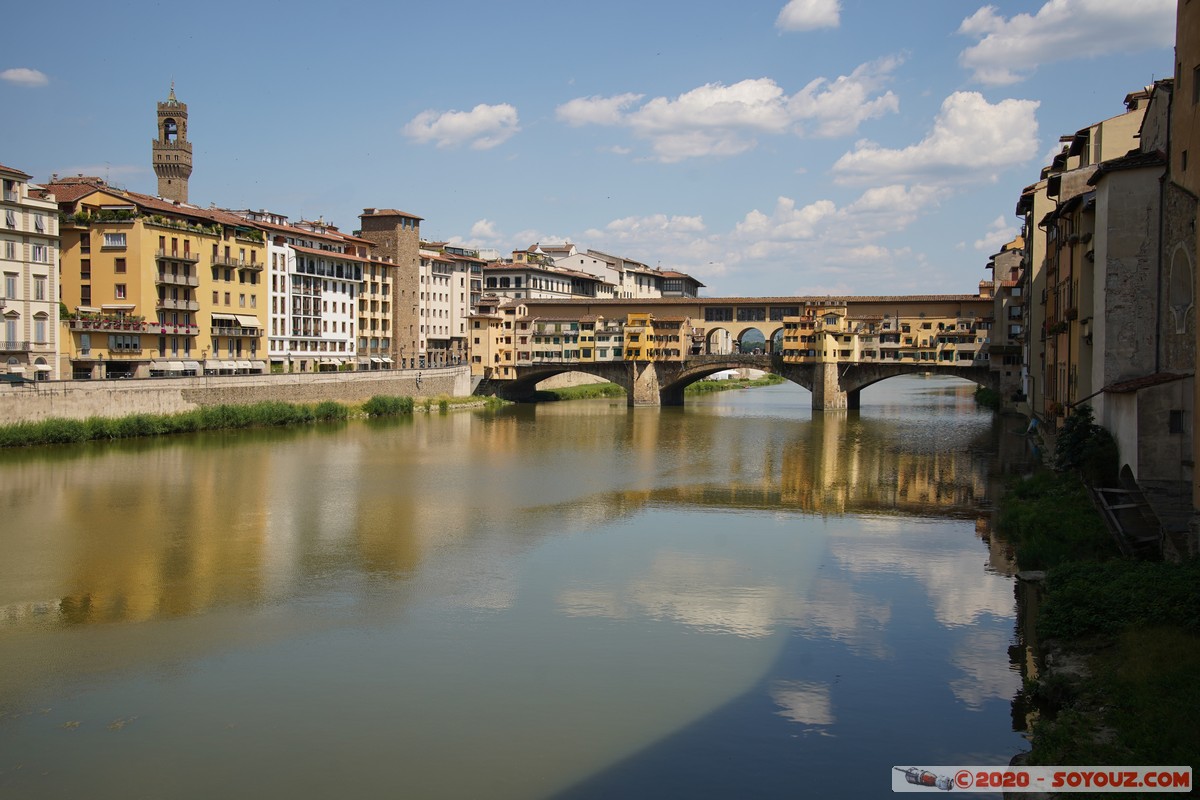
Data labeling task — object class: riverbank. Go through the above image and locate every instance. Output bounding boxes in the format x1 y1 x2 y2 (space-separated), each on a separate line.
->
1001 465 1200 776
0 394 506 448
531 373 785 402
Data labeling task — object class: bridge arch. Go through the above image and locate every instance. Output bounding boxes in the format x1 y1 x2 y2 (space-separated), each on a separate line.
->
497 363 633 401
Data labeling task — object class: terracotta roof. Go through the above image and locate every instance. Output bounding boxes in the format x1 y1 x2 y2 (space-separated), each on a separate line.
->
43 178 110 204
0 163 32 179
360 208 423 221
239 215 373 246
291 243 372 264
1105 372 1190 394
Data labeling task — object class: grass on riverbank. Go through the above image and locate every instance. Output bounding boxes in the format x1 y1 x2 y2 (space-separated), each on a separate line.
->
0 394 509 448
998 470 1119 569
1003 467 1200 772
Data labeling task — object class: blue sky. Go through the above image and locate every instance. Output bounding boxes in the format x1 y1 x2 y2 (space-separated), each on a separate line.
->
2 0 1176 297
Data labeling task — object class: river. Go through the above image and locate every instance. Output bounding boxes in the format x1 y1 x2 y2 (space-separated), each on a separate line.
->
0 375 1027 798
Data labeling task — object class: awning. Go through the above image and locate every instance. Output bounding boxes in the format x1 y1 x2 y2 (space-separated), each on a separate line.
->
184 361 201 371
76 306 100 314
370 357 383 363
235 315 260 328
33 365 52 372
221 360 237 370
251 361 265 371
7 366 26 374
381 357 393 364
236 360 252 369
167 361 185 372
101 304 136 311
212 313 237 322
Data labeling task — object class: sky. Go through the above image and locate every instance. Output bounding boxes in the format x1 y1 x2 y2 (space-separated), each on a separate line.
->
1 0 1177 297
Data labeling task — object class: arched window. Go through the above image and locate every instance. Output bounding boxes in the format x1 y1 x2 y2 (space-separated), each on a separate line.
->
163 118 178 142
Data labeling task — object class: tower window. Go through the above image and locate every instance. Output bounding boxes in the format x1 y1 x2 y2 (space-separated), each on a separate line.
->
164 118 178 142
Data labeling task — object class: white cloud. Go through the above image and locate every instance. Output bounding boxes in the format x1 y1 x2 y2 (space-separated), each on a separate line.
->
402 103 520 150
469 219 499 239
557 59 901 162
832 91 1039 185
957 0 1175 85
0 67 48 87
788 58 901 137
555 92 644 126
735 197 837 241
973 215 1019 252
776 0 841 31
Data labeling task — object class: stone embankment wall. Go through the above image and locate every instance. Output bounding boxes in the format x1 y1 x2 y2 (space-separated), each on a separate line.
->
0 367 472 424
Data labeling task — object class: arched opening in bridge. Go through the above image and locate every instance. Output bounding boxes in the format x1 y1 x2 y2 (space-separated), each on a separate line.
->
737 329 766 355
770 327 784 354
707 328 733 355
855 374 983 414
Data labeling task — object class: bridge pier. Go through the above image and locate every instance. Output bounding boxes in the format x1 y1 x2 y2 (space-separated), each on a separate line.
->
629 361 662 407
812 362 849 411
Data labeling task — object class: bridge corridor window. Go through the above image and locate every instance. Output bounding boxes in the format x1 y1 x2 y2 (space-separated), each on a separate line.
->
736 307 765 322
704 307 733 322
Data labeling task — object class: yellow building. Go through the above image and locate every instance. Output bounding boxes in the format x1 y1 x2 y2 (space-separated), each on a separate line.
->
50 177 266 378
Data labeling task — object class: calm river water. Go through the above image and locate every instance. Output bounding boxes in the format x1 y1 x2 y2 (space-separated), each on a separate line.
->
0 375 1027 798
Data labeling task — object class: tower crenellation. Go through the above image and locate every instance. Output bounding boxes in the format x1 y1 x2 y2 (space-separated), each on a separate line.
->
152 82 192 203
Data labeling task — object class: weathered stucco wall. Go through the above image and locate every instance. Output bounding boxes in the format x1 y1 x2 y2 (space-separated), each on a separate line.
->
0 367 472 424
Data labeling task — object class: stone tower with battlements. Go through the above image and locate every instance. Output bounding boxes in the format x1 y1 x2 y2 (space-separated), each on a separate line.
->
152 83 192 203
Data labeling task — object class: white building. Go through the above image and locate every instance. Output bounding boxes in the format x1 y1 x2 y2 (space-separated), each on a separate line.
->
418 248 470 366
234 210 365 373
1 163 59 379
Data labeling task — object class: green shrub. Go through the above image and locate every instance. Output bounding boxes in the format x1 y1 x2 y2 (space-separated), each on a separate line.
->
998 470 1118 569
1040 560 1200 640
362 395 414 417
314 401 348 421
973 386 1001 410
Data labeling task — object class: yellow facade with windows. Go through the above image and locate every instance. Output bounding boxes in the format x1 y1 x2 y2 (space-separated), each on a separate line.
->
53 179 266 378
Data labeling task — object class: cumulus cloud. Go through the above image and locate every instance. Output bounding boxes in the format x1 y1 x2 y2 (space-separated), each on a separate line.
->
469 219 499 239
973 215 1020 252
403 103 520 150
776 0 841 31
788 57 901 137
1 67 48 87
957 0 1175 85
832 91 1039 185
556 59 900 162
556 92 644 126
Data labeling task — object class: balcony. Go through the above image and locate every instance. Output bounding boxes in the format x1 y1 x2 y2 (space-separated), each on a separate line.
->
156 271 200 288
67 318 146 333
157 249 201 264
211 326 260 337
0 340 31 352
149 322 200 336
157 297 200 312
238 260 263 273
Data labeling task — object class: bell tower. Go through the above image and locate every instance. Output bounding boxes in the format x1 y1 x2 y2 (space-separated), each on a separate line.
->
152 82 192 203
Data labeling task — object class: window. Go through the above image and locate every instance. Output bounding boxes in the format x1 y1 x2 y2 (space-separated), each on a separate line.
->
34 214 44 233
103 232 126 248
213 291 219 303
31 244 47 263
80 232 90 252
80 285 91 305
239 294 245 307
115 258 126 273
4 210 14 228
115 284 127 299
34 275 46 301
3 241 13 260
224 292 230 305
3 272 15 298
34 316 46 343
1194 65 1200 106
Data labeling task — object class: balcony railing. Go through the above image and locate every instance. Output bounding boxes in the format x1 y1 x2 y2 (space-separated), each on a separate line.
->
157 249 201 264
156 271 200 288
67 318 146 332
149 323 200 336
157 297 200 312
0 340 32 352
211 326 260 337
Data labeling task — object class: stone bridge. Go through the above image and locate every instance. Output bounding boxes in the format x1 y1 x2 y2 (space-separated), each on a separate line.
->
484 355 996 410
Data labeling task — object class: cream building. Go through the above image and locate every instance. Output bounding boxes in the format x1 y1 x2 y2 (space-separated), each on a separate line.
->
1 163 59 379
